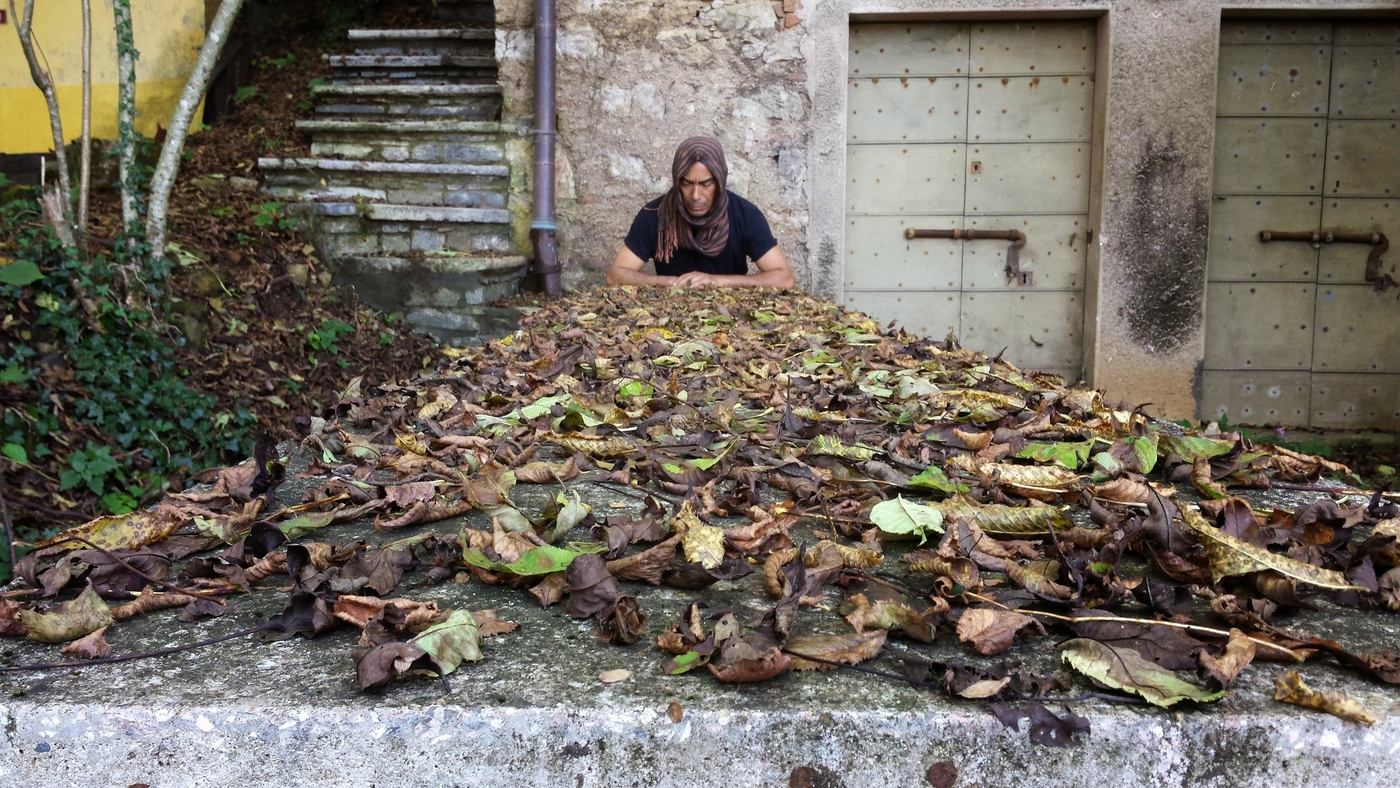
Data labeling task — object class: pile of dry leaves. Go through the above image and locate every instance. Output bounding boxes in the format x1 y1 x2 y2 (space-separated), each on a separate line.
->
3 287 1397 737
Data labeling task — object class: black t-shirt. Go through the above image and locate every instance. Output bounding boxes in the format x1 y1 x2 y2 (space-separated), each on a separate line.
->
623 191 778 277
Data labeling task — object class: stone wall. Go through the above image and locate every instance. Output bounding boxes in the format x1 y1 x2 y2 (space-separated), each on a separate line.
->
497 0 813 291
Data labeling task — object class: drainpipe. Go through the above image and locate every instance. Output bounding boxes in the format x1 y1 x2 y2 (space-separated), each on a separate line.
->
529 0 562 297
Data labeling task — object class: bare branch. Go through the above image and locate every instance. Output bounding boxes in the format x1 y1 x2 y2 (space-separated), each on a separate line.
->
145 0 248 259
8 0 75 246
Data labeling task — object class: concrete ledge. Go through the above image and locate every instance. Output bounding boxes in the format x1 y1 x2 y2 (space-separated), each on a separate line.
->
258 158 509 178
348 28 494 40
1 475 1397 787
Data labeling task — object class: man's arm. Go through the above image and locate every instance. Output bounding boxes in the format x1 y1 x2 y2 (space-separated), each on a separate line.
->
673 245 795 289
606 245 679 286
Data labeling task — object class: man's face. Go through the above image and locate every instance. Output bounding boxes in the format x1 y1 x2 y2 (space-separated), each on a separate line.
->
679 162 719 217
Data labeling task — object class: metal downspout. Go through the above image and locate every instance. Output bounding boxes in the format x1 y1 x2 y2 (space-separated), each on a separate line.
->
529 0 562 297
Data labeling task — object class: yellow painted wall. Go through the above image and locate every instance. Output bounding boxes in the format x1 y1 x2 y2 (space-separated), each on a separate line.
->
1 0 206 154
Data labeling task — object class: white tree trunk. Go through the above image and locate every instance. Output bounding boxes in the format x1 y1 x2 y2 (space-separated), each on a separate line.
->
145 0 248 261
78 0 92 250
9 0 75 246
113 0 140 234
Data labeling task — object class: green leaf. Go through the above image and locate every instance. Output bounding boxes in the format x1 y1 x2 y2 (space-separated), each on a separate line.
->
807 434 878 462
1161 434 1234 463
1 443 28 465
460 543 605 576
661 650 709 675
1015 441 1093 470
0 364 29 384
1091 451 1126 482
278 512 336 540
1125 433 1160 474
906 465 968 494
0 259 44 286
869 495 945 544
545 490 591 544
1061 638 1226 707
617 379 654 398
409 609 482 675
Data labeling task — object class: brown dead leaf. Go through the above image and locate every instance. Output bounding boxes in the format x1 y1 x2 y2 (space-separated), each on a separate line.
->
1198 628 1256 688
599 669 632 684
110 588 196 621
0 599 30 636
333 595 440 630
469 609 519 638
786 630 887 671
607 534 681 584
1274 670 1380 725
956 608 1046 655
529 573 567 607
515 456 580 484
1006 560 1075 601
59 626 111 659
388 481 438 508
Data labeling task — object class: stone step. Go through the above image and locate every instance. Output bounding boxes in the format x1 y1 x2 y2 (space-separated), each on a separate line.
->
335 252 525 315
259 158 509 205
311 83 502 121
346 28 494 56
327 54 497 69
314 88 501 121
286 202 514 258
298 120 508 164
436 0 496 24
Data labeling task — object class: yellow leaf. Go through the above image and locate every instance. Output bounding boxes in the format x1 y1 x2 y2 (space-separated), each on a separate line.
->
36 504 188 553
786 630 887 671
1185 508 1369 591
671 499 724 569
20 584 114 644
1274 671 1380 725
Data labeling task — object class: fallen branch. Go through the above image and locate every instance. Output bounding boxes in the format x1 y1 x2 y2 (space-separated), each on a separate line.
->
63 534 226 607
964 592 1303 662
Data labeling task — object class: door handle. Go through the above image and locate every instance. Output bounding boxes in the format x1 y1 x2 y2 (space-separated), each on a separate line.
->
905 227 1031 286
1258 229 1394 292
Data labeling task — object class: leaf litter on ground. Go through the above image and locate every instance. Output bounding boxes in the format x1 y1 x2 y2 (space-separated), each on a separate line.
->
4 286 1399 736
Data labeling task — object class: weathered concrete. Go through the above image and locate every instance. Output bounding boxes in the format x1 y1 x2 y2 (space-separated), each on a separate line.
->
497 0 1400 421
1 466 1397 788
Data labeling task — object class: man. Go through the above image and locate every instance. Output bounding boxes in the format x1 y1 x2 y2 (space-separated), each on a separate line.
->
606 137 796 289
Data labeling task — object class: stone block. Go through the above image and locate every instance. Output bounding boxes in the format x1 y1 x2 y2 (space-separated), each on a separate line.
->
412 230 446 251
310 142 373 158
411 144 441 161
318 217 361 234
405 308 481 332
326 233 380 256
381 146 411 162
381 233 412 254
430 287 464 308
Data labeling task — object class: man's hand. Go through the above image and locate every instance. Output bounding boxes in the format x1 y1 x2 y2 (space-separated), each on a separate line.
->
674 271 721 288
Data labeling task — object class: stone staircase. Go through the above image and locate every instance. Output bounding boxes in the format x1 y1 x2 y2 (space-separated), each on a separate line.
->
260 2 525 345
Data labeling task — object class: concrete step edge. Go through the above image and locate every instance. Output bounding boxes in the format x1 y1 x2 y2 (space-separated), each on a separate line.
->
295 119 506 134
347 28 494 40
326 55 496 67
258 157 509 177
312 83 502 97
292 202 511 224
340 253 528 274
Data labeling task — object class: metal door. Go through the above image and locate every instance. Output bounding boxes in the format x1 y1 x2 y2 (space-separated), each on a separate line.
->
844 21 1096 383
1204 21 1400 429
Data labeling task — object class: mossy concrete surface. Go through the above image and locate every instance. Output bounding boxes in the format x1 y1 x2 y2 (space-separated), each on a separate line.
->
1 458 1398 787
